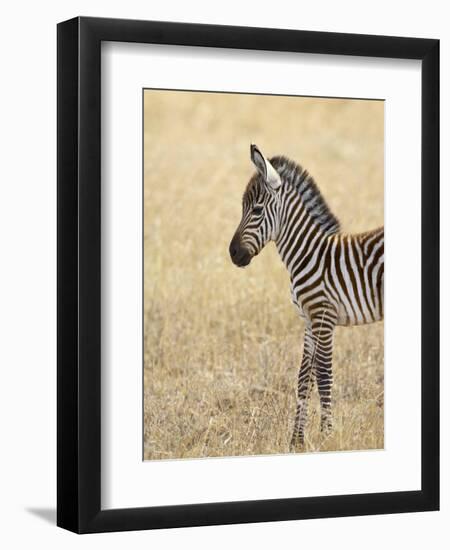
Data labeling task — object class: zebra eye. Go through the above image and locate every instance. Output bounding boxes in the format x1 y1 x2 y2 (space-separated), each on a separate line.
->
252 205 264 216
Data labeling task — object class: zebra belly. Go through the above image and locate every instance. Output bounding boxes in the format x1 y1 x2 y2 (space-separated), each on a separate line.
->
336 303 351 325
323 269 383 326
334 299 383 326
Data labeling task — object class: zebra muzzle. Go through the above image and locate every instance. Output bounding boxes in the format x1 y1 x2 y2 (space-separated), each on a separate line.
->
229 238 252 267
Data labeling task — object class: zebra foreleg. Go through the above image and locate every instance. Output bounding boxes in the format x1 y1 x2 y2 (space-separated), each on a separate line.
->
290 309 337 449
312 309 336 436
317 368 333 434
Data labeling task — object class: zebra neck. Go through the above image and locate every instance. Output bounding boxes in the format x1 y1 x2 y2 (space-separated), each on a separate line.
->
275 194 331 275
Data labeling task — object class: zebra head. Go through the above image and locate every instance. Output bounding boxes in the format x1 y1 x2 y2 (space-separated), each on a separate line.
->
229 144 281 267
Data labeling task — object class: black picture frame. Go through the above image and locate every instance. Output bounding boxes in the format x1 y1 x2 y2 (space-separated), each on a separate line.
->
57 16 439 533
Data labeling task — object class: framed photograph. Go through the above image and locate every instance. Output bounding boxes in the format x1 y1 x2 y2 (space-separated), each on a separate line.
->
57 16 439 533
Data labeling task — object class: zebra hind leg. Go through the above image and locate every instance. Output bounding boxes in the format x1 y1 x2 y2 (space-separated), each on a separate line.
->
290 398 309 448
290 326 315 450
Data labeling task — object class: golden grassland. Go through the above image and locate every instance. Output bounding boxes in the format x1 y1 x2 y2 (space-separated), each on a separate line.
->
143 91 384 459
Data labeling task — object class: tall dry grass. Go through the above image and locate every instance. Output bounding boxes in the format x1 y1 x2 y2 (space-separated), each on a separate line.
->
143 91 384 459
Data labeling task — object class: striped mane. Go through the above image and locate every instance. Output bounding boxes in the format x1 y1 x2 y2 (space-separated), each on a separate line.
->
270 155 341 236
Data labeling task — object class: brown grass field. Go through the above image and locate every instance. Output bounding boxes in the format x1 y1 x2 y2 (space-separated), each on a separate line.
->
143 90 384 460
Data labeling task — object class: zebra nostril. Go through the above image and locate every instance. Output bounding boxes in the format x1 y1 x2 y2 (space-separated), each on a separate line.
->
230 246 237 258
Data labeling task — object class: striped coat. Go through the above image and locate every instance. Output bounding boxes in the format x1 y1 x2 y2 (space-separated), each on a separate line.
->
229 144 384 447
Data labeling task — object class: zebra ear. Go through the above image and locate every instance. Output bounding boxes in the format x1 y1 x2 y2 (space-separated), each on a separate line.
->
250 144 281 191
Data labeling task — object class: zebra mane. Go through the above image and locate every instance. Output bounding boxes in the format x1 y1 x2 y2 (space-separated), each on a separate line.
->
270 155 341 235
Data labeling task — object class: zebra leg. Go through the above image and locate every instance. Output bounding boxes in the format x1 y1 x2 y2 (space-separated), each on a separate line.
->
290 325 315 449
311 308 337 435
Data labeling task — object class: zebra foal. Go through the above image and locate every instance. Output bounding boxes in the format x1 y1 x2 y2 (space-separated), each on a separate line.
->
229 144 384 448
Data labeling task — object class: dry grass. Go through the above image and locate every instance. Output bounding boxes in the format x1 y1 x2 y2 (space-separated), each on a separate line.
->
143 90 384 459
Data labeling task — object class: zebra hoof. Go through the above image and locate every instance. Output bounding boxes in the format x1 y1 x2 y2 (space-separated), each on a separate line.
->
289 434 304 451
320 420 333 434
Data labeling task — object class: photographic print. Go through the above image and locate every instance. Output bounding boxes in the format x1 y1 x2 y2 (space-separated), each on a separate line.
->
143 90 384 460
57 18 439 531
57 18 439 532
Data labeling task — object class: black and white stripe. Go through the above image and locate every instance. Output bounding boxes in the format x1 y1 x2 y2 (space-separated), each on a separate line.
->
229 145 384 447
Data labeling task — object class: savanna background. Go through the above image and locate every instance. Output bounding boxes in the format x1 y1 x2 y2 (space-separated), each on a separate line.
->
143 90 384 460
